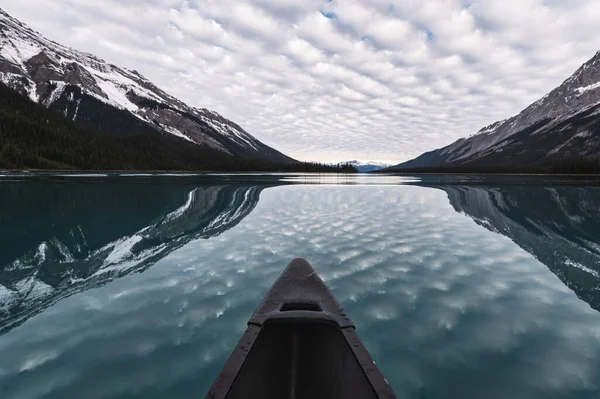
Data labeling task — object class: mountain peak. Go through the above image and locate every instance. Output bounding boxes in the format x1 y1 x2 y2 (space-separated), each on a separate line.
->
393 49 600 170
0 7 293 163
337 160 390 172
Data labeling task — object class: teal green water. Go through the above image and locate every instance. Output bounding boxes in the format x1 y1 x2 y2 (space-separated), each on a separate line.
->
1 174 600 398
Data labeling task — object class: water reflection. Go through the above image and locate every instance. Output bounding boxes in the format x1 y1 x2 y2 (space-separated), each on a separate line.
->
434 185 600 313
0 182 271 334
1 177 600 399
2 178 600 337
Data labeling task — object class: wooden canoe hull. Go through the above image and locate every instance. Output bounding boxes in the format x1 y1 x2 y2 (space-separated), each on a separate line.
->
205 258 396 399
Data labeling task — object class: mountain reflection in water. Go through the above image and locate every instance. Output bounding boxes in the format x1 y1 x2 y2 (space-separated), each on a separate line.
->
2 176 600 340
1 176 600 399
435 185 600 313
0 182 270 335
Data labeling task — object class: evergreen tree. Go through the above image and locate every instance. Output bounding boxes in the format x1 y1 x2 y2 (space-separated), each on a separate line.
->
0 83 357 173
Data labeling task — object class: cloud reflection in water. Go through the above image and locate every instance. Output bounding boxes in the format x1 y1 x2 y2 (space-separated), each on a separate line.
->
1 181 600 399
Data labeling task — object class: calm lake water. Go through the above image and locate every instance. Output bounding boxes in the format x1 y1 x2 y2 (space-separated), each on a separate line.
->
1 173 600 399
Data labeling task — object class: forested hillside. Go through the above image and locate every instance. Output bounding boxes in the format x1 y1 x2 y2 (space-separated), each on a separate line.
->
0 83 355 172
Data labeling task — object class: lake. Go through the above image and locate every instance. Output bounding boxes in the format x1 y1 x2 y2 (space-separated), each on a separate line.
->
1 173 600 399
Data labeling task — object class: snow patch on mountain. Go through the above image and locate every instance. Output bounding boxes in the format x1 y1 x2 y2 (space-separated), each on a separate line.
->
395 49 600 169
164 189 196 222
469 119 507 138
93 243 168 279
103 235 144 266
200 115 259 150
14 276 54 299
337 160 391 172
575 81 600 95
0 283 14 312
45 80 67 105
72 98 81 120
95 80 138 111
161 124 195 143
0 33 40 65
0 8 292 162
0 71 38 101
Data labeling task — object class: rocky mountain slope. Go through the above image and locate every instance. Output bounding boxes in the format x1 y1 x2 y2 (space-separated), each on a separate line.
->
392 52 600 170
0 8 292 163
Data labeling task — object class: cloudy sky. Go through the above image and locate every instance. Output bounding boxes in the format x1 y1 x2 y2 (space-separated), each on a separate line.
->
3 0 600 163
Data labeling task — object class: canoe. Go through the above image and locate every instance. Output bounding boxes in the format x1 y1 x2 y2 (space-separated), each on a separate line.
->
205 258 397 399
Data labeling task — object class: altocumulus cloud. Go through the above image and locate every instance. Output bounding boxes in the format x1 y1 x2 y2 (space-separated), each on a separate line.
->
3 0 600 163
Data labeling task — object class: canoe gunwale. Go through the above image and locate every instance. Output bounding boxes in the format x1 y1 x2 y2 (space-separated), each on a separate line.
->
205 258 397 399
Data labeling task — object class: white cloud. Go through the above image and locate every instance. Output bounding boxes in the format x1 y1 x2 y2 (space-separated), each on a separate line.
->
2 0 600 163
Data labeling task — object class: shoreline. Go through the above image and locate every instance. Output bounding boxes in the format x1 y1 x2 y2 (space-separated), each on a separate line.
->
381 172 600 177
2 169 600 177
0 168 357 174
0 169 357 175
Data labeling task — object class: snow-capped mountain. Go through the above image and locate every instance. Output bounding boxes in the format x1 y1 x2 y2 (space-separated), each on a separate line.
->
392 51 600 170
439 185 600 312
0 8 292 163
0 183 268 335
343 160 391 173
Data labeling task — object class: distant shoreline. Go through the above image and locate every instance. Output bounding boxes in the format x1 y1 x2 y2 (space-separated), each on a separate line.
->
0 169 356 174
2 169 600 177
379 172 600 177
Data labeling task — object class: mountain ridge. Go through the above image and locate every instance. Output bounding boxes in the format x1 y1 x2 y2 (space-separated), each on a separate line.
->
342 160 391 173
0 7 293 164
389 51 600 171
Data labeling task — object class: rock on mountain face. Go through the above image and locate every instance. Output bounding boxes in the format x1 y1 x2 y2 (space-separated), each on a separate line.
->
0 8 292 163
393 51 600 169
